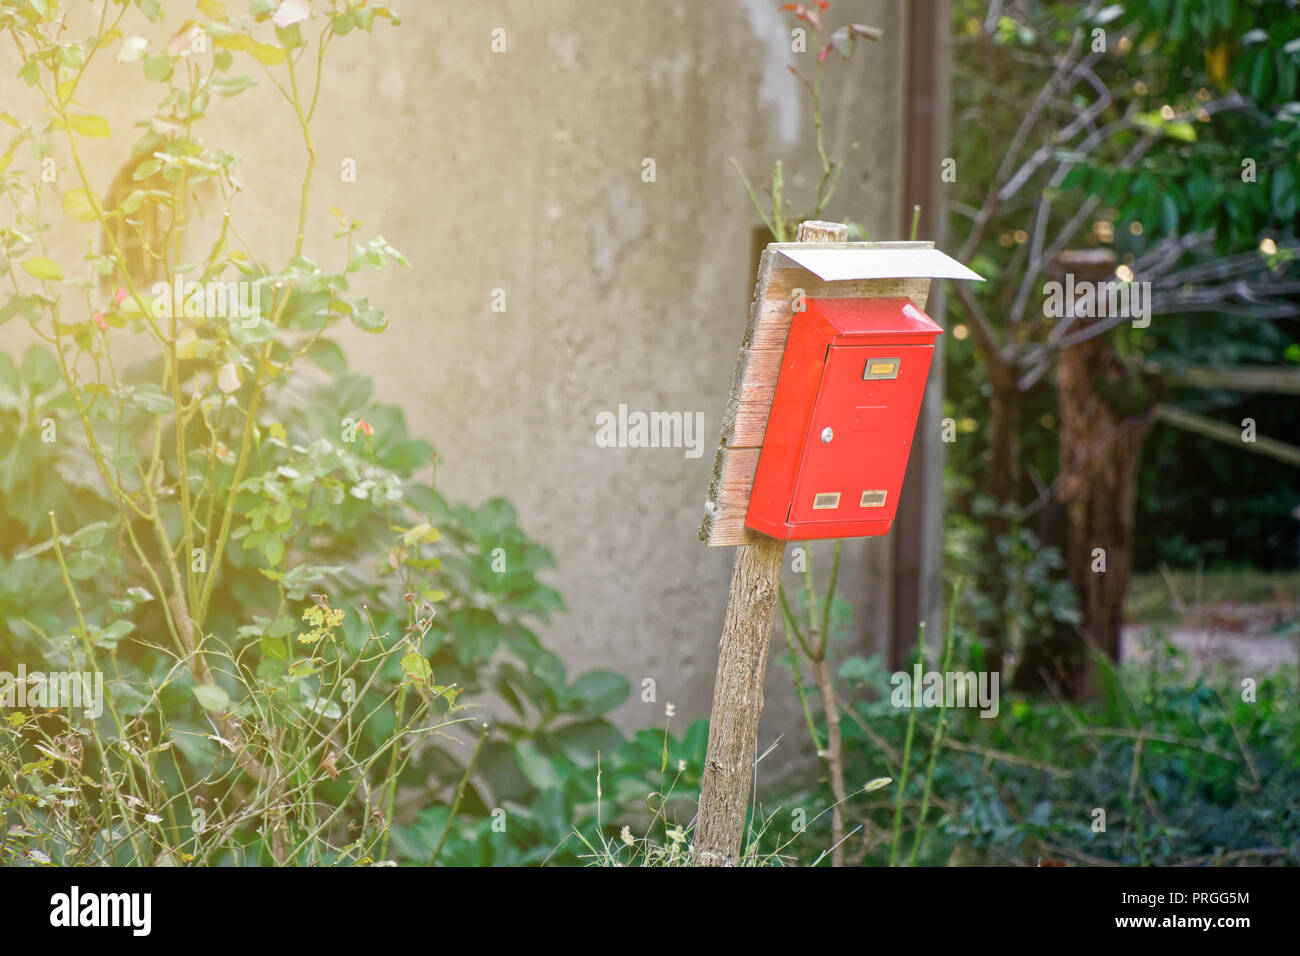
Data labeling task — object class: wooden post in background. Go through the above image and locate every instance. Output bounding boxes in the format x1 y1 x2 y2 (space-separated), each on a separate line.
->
693 220 849 866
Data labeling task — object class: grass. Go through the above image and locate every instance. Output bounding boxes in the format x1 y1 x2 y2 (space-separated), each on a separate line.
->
1125 567 1300 624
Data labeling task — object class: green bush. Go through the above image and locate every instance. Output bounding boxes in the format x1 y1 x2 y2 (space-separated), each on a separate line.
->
767 637 1300 867
0 336 642 864
0 0 636 867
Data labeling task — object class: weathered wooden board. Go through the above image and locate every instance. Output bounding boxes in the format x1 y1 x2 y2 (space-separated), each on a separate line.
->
699 241 935 547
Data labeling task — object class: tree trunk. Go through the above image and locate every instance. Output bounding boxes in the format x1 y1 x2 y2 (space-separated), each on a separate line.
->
1014 250 1154 697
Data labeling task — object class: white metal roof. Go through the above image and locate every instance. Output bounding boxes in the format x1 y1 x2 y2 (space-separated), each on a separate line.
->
777 246 984 283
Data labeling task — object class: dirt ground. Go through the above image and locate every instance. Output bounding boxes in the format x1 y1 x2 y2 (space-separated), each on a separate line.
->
1122 599 1299 676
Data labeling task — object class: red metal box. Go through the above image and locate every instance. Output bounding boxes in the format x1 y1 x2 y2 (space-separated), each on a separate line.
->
745 296 943 541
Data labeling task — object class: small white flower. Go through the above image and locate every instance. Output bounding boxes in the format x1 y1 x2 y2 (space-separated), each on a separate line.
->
665 702 676 719
117 36 148 63
144 813 162 824
677 759 686 772
620 825 634 847
666 825 685 844
217 362 241 394
272 0 311 29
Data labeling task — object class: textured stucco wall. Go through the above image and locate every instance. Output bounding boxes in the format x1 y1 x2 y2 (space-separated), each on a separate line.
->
0 0 913 768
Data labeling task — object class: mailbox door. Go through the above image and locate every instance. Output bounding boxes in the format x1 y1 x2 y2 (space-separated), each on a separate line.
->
788 343 934 526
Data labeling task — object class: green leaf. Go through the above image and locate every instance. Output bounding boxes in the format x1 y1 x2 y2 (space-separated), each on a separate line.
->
400 651 432 684
401 522 441 546
247 532 284 568
143 54 173 83
0 294 44 327
564 670 629 715
303 337 347 375
514 740 563 790
71 521 109 548
210 74 255 96
378 439 433 473
332 11 356 36
1271 166 1297 220
129 384 174 414
21 345 60 391
115 189 147 215
260 632 287 661
22 258 64 281
275 24 303 51
549 719 623 769
192 683 230 712
0 353 20 396
1134 111 1195 142
1161 193 1179 235
93 620 135 650
66 551 103 579
1058 164 1092 191
13 538 56 560
132 158 162 180
67 114 111 138
198 0 228 20
267 615 296 638
62 188 99 223
1250 50 1273 99
251 41 287 65
348 300 387 332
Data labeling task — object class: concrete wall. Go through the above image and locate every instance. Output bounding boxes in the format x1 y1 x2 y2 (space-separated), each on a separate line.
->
0 0 916 764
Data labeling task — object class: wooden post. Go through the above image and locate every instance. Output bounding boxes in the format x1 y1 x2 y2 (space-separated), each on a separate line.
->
693 219 848 866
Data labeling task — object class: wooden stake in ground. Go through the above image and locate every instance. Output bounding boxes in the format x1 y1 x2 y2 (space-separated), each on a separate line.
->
693 219 848 866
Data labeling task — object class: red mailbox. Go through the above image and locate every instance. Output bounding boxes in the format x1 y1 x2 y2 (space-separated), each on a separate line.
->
745 296 942 541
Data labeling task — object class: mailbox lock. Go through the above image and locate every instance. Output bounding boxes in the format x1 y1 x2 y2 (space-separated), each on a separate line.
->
820 426 834 443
